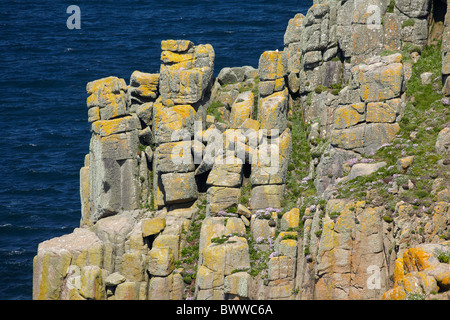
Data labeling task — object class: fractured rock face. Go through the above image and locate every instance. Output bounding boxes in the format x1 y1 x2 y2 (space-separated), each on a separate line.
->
86 76 128 121
88 117 141 224
159 40 215 106
356 55 404 103
436 127 450 156
153 102 196 145
161 172 198 204
128 71 159 109
249 184 285 211
229 91 254 129
394 0 431 19
33 228 104 300
207 187 241 215
258 89 289 134
251 128 292 185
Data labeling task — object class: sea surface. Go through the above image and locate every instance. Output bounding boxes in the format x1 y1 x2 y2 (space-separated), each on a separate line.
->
0 0 312 299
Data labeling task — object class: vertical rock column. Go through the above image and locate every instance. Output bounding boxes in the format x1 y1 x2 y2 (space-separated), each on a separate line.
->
148 40 215 299
295 200 395 300
249 50 292 212
82 77 141 226
153 40 215 209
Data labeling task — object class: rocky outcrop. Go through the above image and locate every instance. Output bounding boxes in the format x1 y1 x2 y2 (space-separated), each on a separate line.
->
34 0 450 301
383 242 450 300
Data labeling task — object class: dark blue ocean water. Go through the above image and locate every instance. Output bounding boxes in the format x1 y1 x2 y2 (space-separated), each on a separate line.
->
0 0 312 299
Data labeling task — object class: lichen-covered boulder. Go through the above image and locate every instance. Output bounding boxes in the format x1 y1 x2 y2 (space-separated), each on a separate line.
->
33 228 104 300
258 89 289 134
153 102 196 145
249 184 285 211
161 172 198 204
159 40 215 105
229 91 254 129
436 127 450 156
86 76 128 121
128 71 159 104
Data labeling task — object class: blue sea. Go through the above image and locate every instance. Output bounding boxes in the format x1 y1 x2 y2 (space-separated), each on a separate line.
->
0 0 312 299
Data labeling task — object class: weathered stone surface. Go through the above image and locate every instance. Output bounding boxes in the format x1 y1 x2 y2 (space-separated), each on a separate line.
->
240 118 260 131
355 55 404 103
363 123 400 154
384 13 402 52
284 13 305 45
79 265 106 300
114 281 141 300
136 102 153 126
141 217 166 237
249 185 285 210
206 155 243 187
303 50 322 68
436 127 450 156
217 66 257 85
229 91 254 128
251 128 292 185
268 255 296 281
147 248 174 276
383 243 450 299
159 41 214 105
331 122 400 154
203 237 250 275
88 107 100 123
154 141 195 173
334 103 366 129
86 76 128 121
366 102 397 123
224 272 251 298
153 102 196 145
161 39 193 52
237 204 252 219
80 159 90 227
91 116 140 137
330 125 366 150
395 0 431 19
121 251 146 282
88 125 140 223
161 172 198 204
105 272 126 287
258 89 289 133
396 156 415 173
147 272 184 300
153 234 181 260
207 187 241 215
258 50 287 81
93 214 135 274
33 228 104 300
351 25 384 65
129 71 159 103
312 204 390 300
348 162 387 180
280 208 300 231
250 213 277 240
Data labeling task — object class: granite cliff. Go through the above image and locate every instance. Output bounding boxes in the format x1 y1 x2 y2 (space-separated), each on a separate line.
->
33 0 450 300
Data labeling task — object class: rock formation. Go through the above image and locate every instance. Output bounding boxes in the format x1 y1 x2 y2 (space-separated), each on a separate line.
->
34 0 450 300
